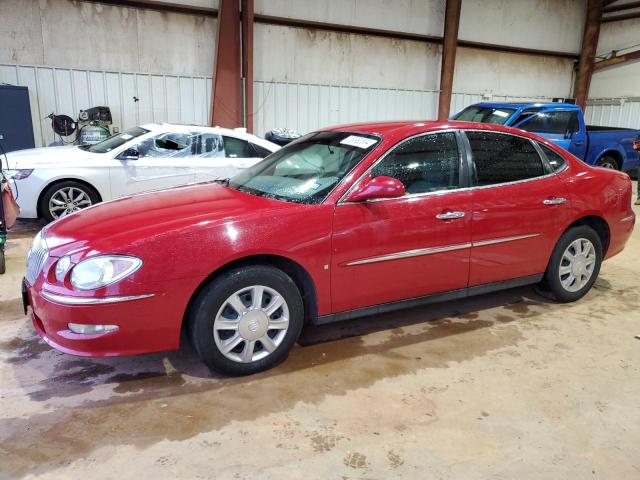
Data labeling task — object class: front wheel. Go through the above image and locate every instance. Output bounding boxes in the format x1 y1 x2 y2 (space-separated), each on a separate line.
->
188 265 304 375
541 226 602 303
39 181 100 222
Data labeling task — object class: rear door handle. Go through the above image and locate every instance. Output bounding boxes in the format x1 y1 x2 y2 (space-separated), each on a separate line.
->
543 197 566 205
436 211 466 220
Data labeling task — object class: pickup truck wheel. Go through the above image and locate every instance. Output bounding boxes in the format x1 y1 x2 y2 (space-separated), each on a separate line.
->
188 265 304 376
541 226 602 303
40 181 100 222
596 156 619 170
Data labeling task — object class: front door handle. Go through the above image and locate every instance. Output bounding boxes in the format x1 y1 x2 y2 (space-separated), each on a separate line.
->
543 197 566 205
436 211 466 220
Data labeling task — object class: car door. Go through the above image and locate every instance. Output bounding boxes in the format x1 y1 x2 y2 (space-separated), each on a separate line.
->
515 109 588 159
463 130 570 287
193 135 268 182
330 131 472 313
109 131 197 197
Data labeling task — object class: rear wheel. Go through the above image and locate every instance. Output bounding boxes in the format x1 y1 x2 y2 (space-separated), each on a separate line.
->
596 156 619 170
39 180 100 222
541 226 602 303
188 265 304 375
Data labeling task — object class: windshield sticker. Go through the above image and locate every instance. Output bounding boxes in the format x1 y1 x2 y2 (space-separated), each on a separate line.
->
340 135 377 149
120 133 133 140
493 110 510 118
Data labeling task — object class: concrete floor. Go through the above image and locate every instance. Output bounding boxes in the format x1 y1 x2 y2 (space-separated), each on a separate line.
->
1 198 639 479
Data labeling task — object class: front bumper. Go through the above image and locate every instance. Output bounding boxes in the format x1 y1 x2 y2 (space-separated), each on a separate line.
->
22 275 202 357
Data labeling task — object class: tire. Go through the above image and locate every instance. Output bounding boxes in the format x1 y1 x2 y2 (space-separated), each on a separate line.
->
39 180 100 222
541 226 602 303
596 156 619 170
187 265 304 376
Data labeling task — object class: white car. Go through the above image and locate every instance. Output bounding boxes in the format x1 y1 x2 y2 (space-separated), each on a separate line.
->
5 123 279 221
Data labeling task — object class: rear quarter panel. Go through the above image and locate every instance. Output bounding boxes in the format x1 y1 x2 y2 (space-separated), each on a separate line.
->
560 160 634 259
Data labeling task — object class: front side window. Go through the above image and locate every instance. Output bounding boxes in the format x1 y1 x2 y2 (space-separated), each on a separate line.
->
134 132 196 159
85 126 149 153
539 143 567 172
229 131 380 204
371 132 460 194
466 131 545 186
453 106 516 125
517 111 579 135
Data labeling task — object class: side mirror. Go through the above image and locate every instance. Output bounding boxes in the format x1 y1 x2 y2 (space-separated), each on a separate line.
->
345 176 406 203
118 147 139 160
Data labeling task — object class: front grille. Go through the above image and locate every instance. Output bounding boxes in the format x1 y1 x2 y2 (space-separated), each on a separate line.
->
25 231 49 285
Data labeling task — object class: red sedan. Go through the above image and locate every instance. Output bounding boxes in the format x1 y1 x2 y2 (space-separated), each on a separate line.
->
22 121 635 375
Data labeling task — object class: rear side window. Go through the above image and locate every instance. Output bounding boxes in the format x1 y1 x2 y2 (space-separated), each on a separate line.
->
250 142 273 158
223 136 250 158
517 111 579 135
540 144 567 172
371 132 460 194
466 131 545 186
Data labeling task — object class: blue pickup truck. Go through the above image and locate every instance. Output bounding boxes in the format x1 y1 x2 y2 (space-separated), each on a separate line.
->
452 102 640 173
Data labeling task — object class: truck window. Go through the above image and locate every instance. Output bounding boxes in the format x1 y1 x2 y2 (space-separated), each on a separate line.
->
517 111 579 135
466 131 545 186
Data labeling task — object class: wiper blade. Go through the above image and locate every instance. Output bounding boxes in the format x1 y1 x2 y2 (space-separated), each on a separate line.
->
214 177 230 186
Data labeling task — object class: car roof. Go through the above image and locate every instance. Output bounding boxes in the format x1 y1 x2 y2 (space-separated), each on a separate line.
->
467 102 580 110
139 123 279 151
320 120 535 138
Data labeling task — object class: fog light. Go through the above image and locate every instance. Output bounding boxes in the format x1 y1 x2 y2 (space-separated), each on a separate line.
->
67 323 118 334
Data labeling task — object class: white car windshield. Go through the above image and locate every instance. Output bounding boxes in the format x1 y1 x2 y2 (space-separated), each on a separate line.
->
228 131 380 204
81 126 150 153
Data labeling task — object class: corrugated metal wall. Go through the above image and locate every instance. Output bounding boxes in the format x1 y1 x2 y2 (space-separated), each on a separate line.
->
584 100 640 129
3 62 638 147
0 63 212 147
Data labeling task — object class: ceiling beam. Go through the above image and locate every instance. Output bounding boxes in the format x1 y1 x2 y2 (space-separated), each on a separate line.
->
594 49 640 70
602 10 640 22
603 0 640 12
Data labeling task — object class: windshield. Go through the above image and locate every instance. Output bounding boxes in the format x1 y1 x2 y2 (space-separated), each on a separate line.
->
82 126 150 153
453 106 516 125
228 131 380 204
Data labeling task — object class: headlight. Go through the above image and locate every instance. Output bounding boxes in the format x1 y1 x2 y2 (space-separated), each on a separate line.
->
55 255 72 282
5 169 34 180
70 255 142 290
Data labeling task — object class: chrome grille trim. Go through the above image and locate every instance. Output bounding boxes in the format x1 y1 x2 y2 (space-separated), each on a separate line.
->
25 231 49 285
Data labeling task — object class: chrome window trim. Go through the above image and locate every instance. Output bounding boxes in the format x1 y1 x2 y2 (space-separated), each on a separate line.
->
42 291 154 305
338 128 466 205
462 129 567 190
345 233 540 266
337 128 568 206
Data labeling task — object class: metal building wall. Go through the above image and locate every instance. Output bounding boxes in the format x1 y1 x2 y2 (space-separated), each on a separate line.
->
584 100 640 129
0 63 212 147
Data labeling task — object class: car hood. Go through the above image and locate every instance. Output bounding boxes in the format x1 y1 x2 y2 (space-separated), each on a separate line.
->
43 182 295 256
5 145 101 168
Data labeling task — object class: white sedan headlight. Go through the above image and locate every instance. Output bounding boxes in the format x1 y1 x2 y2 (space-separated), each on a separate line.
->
70 255 142 290
4 169 34 180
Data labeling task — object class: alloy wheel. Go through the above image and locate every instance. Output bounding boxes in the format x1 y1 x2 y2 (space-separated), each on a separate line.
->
558 238 596 292
49 186 93 219
213 285 290 363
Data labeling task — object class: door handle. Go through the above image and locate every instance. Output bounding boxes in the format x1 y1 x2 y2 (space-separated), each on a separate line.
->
543 197 566 205
436 211 465 220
